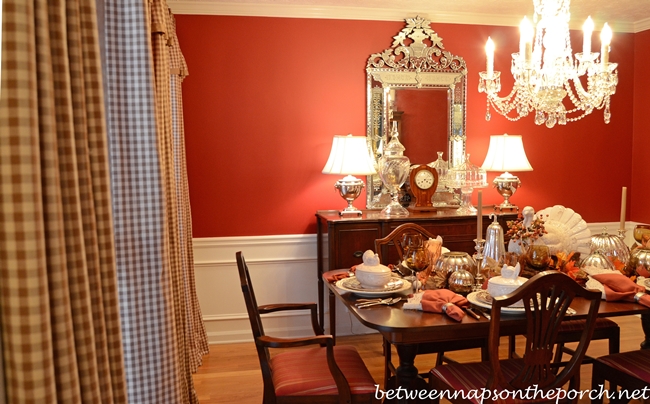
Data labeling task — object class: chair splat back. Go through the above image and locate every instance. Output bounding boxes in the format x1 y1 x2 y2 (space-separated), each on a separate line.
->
374 222 437 263
488 271 602 392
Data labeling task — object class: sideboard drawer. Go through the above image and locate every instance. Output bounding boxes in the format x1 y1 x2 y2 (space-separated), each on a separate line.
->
330 224 381 269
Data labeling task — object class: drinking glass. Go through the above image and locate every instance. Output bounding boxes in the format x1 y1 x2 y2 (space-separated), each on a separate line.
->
526 245 550 270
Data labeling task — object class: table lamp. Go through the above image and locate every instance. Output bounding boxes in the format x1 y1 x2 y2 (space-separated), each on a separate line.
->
480 133 533 211
322 134 377 216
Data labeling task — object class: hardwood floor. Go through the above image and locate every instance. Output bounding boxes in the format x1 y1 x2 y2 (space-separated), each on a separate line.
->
195 315 646 403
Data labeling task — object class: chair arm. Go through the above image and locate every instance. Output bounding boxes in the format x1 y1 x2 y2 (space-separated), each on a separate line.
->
256 334 332 349
258 302 316 314
258 303 324 335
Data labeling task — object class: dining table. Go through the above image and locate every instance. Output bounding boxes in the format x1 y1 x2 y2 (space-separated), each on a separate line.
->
323 269 650 404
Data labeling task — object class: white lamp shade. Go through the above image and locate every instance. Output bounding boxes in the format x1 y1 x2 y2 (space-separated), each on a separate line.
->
481 133 533 172
322 134 377 175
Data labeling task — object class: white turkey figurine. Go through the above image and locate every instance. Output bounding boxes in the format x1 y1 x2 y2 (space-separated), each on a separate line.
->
500 262 521 280
487 262 527 305
354 250 392 288
508 205 591 255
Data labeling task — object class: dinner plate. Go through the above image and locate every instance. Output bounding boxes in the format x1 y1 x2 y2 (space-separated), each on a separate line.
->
468 291 525 313
637 277 650 292
336 277 412 297
467 291 576 315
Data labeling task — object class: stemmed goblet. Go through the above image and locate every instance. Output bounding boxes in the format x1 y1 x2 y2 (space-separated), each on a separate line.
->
401 233 429 293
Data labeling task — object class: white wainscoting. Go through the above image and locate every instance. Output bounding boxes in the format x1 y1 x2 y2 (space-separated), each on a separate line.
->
196 221 641 345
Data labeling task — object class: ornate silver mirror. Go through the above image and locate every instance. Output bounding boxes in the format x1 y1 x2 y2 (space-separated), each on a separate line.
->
366 16 467 209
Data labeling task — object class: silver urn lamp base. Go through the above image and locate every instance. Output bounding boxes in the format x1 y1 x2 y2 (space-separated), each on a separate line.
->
493 172 521 211
335 175 365 216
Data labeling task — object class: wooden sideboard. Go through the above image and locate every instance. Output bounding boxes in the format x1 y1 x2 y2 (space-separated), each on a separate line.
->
315 209 518 333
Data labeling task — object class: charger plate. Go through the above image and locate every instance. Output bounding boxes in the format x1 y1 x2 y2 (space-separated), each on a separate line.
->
336 277 411 298
637 277 650 292
467 290 576 315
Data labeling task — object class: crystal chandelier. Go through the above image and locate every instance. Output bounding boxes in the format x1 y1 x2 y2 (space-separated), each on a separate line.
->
478 0 618 128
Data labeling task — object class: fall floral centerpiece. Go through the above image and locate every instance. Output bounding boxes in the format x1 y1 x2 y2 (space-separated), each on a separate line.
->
505 213 548 252
504 213 550 277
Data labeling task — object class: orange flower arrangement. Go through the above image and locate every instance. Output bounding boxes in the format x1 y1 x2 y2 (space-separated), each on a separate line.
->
505 213 548 250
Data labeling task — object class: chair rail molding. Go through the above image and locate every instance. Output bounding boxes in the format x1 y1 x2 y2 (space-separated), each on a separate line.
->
194 234 371 344
196 221 636 344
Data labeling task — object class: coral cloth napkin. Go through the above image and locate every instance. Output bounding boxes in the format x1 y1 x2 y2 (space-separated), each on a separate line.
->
325 266 358 283
591 273 650 307
404 289 469 321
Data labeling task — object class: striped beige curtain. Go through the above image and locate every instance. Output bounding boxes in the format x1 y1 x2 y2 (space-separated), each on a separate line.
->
0 0 127 403
103 0 208 402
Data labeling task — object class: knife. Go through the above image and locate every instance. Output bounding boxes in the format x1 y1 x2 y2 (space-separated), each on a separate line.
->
477 309 491 320
464 307 481 320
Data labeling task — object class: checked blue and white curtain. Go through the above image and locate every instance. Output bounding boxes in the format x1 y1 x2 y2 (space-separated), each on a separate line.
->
103 0 208 403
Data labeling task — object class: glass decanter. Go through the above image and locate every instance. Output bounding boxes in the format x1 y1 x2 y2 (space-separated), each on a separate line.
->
378 122 410 217
446 154 487 215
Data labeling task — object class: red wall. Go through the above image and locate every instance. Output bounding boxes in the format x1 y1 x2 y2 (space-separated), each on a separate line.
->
175 15 641 237
632 30 650 223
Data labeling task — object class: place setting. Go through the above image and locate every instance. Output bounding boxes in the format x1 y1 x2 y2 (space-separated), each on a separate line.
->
334 250 412 298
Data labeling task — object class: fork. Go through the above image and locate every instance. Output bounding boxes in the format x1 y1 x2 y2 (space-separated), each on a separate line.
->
355 298 389 307
357 297 402 308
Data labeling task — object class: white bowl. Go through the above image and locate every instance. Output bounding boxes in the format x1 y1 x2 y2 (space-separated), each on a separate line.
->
487 276 527 307
355 264 392 288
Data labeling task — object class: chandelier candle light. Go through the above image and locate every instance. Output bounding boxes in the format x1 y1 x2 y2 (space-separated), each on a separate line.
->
478 0 618 128
322 134 377 216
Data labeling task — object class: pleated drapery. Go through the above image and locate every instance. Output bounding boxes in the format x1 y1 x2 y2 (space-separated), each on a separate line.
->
103 1 208 403
0 0 128 402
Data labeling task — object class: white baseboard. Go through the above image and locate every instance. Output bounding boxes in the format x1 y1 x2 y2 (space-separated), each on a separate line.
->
195 221 638 344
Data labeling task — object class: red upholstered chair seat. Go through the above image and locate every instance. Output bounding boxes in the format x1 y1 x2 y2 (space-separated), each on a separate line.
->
558 317 614 333
594 349 650 382
430 359 520 399
430 359 561 404
272 345 377 397
591 349 650 404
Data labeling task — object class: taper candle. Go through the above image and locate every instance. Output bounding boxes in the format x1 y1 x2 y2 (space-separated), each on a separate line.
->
477 190 483 241
582 16 594 56
601 23 612 67
620 186 627 231
519 17 533 66
486 37 494 77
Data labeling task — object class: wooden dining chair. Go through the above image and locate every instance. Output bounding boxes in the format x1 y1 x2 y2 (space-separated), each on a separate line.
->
236 252 378 404
374 222 438 265
590 349 650 404
374 222 488 388
429 271 601 404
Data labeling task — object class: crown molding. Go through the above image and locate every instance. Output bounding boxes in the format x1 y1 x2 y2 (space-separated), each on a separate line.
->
636 17 650 33
168 1 520 27
168 1 641 32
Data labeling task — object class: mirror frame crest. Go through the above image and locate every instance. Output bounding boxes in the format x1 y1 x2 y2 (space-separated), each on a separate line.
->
365 16 467 209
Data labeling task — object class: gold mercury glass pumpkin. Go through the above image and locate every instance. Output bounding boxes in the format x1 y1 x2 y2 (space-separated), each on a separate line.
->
448 269 475 295
628 247 650 278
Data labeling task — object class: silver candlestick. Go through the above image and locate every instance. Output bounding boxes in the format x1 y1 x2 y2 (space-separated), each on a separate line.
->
473 238 485 291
